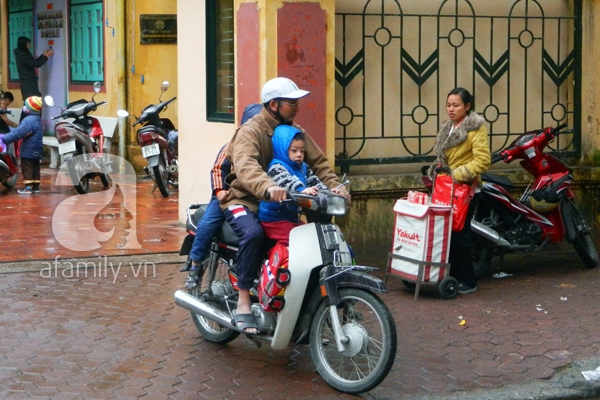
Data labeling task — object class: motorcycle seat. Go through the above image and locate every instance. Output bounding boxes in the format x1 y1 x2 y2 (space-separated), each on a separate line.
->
188 204 240 247
481 172 514 190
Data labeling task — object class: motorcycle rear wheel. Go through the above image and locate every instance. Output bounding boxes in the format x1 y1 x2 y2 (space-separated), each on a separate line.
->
309 288 397 394
188 256 240 344
67 154 90 194
564 199 598 268
100 172 110 187
152 151 170 197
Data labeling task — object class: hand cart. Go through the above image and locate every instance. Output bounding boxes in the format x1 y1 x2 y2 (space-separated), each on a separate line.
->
385 199 459 299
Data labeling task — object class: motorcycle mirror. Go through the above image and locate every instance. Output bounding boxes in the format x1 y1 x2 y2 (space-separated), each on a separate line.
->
160 81 170 92
91 81 101 102
117 110 129 118
44 95 55 107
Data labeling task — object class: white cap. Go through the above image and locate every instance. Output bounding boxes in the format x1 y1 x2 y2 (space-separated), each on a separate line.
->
260 77 310 103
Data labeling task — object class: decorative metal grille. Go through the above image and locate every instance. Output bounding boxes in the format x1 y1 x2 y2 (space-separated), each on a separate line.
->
335 0 581 173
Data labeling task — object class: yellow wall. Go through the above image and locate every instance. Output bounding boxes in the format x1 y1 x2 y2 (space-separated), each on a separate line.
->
125 0 178 170
582 0 600 161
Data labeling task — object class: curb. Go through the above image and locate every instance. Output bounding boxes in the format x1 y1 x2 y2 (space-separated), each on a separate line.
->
399 358 600 400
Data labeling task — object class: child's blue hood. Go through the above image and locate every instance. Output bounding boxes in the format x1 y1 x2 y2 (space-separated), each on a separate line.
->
271 125 303 171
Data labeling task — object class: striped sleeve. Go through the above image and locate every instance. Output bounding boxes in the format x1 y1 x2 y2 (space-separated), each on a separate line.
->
268 164 305 193
305 166 327 190
210 143 231 194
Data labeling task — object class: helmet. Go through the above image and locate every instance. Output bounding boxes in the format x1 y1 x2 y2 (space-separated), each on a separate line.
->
260 77 310 103
528 181 566 213
528 193 560 213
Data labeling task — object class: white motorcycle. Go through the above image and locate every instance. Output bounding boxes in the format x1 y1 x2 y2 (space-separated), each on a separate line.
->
174 188 397 394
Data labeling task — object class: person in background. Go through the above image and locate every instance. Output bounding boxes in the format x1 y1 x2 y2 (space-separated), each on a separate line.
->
428 87 491 294
0 92 18 128
1 96 44 194
184 103 263 289
14 37 54 107
258 125 329 245
221 77 350 335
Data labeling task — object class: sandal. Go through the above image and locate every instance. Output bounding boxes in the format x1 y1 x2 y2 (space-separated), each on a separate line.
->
233 312 259 336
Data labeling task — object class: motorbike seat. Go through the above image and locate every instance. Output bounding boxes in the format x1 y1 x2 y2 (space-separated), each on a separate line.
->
138 125 160 135
481 172 514 190
188 204 240 247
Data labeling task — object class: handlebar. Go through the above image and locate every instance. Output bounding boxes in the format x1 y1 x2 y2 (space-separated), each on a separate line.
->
132 96 177 127
552 123 568 135
490 152 503 164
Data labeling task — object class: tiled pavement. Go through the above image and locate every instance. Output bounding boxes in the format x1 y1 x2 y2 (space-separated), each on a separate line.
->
1 166 600 399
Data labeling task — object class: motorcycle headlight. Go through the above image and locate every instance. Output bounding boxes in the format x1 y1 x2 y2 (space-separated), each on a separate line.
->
326 195 347 216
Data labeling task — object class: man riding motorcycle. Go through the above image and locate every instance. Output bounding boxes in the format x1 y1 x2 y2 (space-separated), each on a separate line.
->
221 77 350 335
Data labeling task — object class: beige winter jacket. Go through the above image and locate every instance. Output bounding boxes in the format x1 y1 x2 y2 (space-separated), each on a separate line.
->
221 107 344 212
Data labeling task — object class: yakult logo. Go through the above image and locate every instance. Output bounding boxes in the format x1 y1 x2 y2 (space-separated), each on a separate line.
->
396 228 421 242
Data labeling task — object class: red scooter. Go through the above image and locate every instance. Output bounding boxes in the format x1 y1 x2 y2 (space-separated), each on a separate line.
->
424 123 598 277
0 109 19 189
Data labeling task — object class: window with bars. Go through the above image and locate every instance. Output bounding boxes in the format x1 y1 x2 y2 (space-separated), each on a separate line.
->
69 0 104 83
7 0 34 81
206 0 234 123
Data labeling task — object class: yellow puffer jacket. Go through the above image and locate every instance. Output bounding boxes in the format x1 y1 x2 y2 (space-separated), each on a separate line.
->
429 111 491 183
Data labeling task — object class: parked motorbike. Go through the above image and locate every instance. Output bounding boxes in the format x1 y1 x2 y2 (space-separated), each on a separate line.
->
174 189 397 394
44 82 111 194
424 123 598 277
0 109 19 188
130 81 178 197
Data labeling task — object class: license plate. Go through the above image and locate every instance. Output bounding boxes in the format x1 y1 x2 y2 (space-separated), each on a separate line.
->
141 143 160 158
58 140 76 155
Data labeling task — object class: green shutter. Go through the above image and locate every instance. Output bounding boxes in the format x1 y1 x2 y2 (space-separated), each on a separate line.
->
70 2 104 82
8 0 33 81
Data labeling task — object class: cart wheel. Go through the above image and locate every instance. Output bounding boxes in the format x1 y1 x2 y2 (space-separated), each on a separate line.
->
439 277 459 299
402 280 416 289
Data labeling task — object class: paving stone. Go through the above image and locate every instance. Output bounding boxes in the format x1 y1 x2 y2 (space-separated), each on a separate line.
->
2 166 600 398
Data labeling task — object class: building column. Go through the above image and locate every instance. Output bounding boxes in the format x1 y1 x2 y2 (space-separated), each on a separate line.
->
234 0 336 166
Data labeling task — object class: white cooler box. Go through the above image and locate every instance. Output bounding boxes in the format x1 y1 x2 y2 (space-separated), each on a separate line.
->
386 199 456 299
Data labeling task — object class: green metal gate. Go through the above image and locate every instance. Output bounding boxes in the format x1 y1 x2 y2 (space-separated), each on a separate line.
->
335 0 581 173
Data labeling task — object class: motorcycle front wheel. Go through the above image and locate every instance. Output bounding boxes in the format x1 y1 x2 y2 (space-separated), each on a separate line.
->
152 150 170 197
472 235 494 278
67 154 90 194
564 198 598 268
2 174 18 188
309 288 397 394
188 256 240 344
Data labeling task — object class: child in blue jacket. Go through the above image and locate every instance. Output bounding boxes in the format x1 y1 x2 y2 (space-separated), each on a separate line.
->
258 124 328 244
2 96 43 194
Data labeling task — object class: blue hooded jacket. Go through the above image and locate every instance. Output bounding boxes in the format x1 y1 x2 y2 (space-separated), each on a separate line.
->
2 110 43 160
258 125 326 222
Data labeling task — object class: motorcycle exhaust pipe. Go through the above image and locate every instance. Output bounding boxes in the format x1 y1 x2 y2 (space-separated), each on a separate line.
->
471 219 512 247
174 290 237 331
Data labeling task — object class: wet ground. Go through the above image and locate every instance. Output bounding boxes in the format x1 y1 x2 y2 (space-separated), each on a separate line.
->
0 166 184 263
1 165 600 399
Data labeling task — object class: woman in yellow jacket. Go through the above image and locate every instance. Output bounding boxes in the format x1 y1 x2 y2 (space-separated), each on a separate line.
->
429 87 491 294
